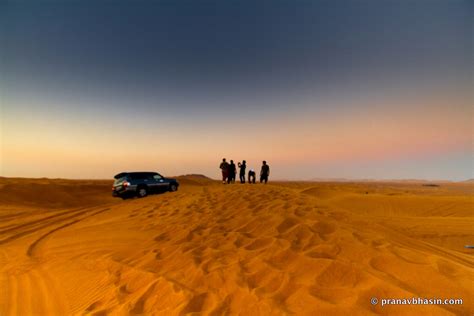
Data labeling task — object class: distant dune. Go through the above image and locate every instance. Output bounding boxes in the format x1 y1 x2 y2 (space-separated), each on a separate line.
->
0 177 116 209
0 177 473 315
175 174 217 186
309 178 456 184
177 174 213 180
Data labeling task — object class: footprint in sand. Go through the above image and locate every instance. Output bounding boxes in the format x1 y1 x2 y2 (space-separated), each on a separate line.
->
371 239 390 249
315 261 362 288
180 292 208 314
85 300 102 312
234 235 251 248
244 238 273 250
305 244 341 259
154 232 170 242
294 208 307 217
129 282 158 315
277 218 300 234
311 221 337 240
216 215 234 224
209 295 232 315
119 284 131 294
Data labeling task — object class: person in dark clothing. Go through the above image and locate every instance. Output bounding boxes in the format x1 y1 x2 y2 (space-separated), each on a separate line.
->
219 158 229 184
238 160 246 183
228 160 237 184
248 168 256 184
260 161 270 184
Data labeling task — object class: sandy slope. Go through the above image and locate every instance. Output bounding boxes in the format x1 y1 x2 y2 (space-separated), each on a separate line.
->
0 177 472 315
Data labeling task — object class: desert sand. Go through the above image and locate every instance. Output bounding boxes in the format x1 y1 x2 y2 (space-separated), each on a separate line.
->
0 176 472 315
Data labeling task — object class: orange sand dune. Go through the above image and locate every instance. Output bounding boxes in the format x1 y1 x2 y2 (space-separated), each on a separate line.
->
0 177 473 315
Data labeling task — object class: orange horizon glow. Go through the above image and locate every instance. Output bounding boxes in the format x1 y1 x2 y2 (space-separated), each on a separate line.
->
2 93 471 180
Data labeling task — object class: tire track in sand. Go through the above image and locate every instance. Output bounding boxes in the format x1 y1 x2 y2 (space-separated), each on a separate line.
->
27 207 110 257
0 207 98 245
2 207 111 315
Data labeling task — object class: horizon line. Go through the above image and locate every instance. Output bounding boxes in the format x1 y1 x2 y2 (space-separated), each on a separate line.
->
1 175 472 183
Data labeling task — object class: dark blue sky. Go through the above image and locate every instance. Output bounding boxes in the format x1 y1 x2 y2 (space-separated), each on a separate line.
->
2 0 471 109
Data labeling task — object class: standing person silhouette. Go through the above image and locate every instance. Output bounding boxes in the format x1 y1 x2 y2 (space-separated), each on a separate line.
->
248 168 256 184
238 160 246 183
228 160 237 184
260 161 270 184
219 158 229 184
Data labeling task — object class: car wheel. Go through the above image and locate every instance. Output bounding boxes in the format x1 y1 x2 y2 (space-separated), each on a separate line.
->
169 184 178 192
137 186 148 198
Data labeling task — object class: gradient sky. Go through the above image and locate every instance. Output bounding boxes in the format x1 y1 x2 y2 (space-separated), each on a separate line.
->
1 0 472 180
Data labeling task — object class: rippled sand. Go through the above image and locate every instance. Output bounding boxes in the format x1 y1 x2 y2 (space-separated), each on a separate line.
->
0 177 472 315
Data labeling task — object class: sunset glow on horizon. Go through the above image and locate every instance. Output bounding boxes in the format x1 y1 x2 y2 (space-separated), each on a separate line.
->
1 1 472 180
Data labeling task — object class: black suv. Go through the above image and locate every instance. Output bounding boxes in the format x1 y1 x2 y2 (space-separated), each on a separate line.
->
112 172 179 199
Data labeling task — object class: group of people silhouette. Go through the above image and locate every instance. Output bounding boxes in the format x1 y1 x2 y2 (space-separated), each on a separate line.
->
219 158 270 184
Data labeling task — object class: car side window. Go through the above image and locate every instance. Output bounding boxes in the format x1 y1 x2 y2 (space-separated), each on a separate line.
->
153 174 162 181
131 173 148 180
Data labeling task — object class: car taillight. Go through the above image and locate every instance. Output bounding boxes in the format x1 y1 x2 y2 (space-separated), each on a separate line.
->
123 181 130 187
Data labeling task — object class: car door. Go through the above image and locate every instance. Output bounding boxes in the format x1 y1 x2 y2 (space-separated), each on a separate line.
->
153 174 169 192
143 173 159 193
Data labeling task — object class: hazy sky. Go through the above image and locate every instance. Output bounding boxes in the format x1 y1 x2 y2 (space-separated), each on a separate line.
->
1 0 472 180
